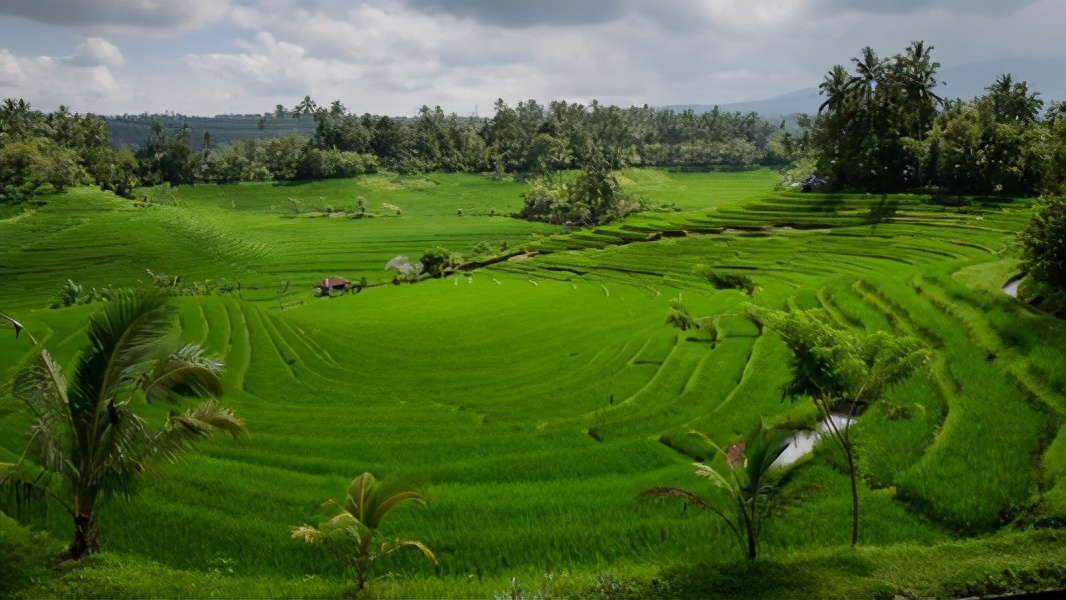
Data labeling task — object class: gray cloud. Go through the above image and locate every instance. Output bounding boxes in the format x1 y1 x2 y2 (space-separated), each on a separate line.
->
813 0 1042 16
2 0 1064 116
400 0 634 28
0 0 229 28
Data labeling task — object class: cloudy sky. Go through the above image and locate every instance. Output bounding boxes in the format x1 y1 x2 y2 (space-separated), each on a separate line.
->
1 0 1064 117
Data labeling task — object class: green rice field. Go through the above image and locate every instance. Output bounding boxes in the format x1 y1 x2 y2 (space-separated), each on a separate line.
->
2 167 1065 598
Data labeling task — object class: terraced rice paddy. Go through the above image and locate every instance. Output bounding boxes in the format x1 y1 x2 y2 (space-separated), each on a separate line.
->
1 168 1064 596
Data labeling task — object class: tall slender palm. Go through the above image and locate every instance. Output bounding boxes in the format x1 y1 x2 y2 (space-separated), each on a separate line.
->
642 425 800 562
274 104 287 132
986 74 1044 124
292 472 438 591
294 95 318 130
898 41 942 120
2 290 245 559
896 41 943 183
849 46 883 107
818 65 852 115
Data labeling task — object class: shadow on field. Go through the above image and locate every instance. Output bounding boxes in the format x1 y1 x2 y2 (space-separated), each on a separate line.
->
657 553 885 599
864 194 899 226
813 195 844 213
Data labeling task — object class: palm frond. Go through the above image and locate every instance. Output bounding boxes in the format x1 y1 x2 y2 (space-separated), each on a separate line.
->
346 472 377 526
370 490 427 524
13 350 69 423
83 290 174 402
171 399 246 437
0 460 65 520
141 344 224 403
694 462 732 491
325 510 360 529
380 539 439 567
155 400 246 459
639 487 713 511
13 351 74 477
1 312 35 343
743 427 794 486
93 408 154 498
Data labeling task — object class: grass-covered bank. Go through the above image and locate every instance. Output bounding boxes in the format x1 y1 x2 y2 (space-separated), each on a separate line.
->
5 513 1066 599
2 169 1064 598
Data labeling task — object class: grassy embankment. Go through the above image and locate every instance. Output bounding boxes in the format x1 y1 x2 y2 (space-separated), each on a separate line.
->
2 167 1065 598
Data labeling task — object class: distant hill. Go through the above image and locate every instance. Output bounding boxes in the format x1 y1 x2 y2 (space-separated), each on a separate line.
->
666 57 1066 119
104 114 318 150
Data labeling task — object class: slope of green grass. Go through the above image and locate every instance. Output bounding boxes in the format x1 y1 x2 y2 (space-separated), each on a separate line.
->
2 171 1064 598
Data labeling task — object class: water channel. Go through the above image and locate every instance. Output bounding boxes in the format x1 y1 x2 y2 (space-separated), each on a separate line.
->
774 414 855 467
1004 277 1022 298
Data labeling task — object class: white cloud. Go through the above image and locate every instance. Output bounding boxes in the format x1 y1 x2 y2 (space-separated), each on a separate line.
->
0 49 126 111
65 37 126 68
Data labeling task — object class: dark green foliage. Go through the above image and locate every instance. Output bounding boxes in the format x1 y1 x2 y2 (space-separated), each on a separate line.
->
419 247 460 278
0 136 86 202
49 279 126 309
136 120 198 187
697 266 755 295
759 309 928 409
757 307 927 546
665 299 698 331
809 43 1065 195
519 153 645 226
1018 196 1066 314
0 99 123 202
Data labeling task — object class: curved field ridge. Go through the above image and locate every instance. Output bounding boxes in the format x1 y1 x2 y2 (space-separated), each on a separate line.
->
0 172 1062 592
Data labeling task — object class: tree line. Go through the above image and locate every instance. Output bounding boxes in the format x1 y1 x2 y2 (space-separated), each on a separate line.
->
1 95 791 205
808 41 1066 196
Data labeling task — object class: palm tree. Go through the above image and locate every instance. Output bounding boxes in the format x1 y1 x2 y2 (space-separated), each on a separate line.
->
274 104 287 132
818 65 851 115
1 290 245 559
292 472 438 591
848 46 883 106
986 74 1044 124
898 41 942 127
294 95 318 130
895 41 943 183
642 425 800 562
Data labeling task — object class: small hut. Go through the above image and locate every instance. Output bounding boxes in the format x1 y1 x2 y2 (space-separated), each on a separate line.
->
315 277 350 296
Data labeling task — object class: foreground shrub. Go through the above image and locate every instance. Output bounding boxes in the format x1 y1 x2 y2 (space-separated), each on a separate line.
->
695 266 756 295
420 246 461 278
642 425 800 562
1019 196 1066 315
292 472 438 592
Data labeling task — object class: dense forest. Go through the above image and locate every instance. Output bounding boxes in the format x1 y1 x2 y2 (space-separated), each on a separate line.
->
808 42 1066 197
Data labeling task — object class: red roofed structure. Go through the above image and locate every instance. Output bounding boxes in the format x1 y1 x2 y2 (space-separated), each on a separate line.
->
315 277 350 294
